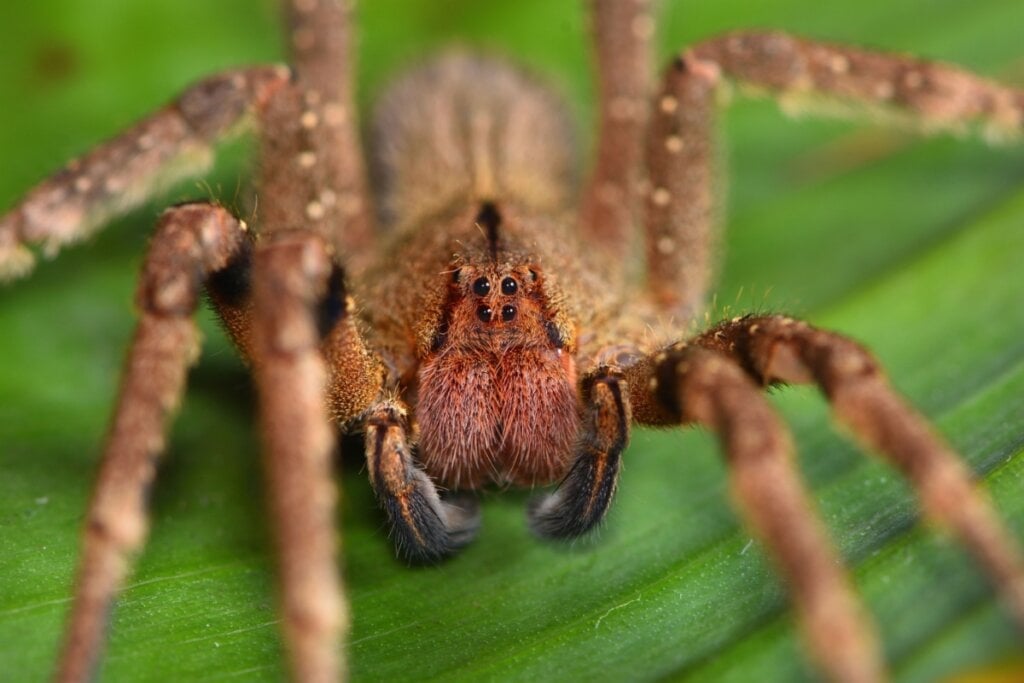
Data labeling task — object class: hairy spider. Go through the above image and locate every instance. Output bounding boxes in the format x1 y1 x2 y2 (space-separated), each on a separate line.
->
2 1 1024 683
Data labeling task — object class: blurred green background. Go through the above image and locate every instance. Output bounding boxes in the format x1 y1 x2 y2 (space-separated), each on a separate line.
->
1 1 1024 681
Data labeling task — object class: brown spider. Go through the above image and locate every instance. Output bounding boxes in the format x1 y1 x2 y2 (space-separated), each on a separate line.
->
2 1 1024 681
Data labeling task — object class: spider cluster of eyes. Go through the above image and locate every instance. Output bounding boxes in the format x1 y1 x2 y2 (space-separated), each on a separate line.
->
465 274 519 324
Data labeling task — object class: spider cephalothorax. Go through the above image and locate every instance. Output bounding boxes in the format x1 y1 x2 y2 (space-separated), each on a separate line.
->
3 1 1024 682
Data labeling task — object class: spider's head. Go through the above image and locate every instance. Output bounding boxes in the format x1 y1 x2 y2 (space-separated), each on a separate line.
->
414 246 580 490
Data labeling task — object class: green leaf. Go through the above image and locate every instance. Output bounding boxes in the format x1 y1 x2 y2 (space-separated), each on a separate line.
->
2 1 1023 681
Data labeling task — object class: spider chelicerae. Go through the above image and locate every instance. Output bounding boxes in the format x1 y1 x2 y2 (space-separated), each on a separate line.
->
2 1 1024 683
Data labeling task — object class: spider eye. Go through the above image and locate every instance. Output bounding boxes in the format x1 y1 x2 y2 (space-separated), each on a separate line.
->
472 277 491 296
477 305 493 322
501 304 516 322
501 277 517 295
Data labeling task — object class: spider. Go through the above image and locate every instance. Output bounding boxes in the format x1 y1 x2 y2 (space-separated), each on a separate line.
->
2 1 1024 682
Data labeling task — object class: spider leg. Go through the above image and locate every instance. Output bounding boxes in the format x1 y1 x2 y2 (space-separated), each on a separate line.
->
364 401 482 563
246 8 385 675
273 0 376 272
529 368 630 539
623 345 884 683
0 66 289 281
644 31 1024 318
695 314 1024 628
204 228 382 424
579 0 656 250
204 224 381 681
56 203 248 682
251 230 362 683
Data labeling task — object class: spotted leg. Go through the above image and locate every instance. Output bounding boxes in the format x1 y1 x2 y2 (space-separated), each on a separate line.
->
643 30 1024 318
250 231 345 683
55 203 248 682
0 67 289 281
265 0 376 273
695 314 1024 627
623 345 884 683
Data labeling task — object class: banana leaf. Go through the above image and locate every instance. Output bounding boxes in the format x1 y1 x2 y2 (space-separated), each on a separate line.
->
1 1 1023 681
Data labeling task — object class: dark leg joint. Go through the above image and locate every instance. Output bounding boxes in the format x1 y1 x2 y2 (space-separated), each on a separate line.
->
206 234 254 310
316 263 348 339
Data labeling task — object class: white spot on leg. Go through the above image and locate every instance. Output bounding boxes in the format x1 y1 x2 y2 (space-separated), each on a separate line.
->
651 187 671 207
306 200 325 220
631 14 655 41
656 237 675 254
74 177 92 193
659 95 679 114
297 151 317 169
829 54 850 74
665 135 684 153
301 110 319 129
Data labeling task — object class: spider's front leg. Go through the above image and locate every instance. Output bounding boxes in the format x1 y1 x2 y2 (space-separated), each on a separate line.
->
694 315 1024 624
611 315 1024 683
623 344 885 683
531 343 882 682
56 202 249 682
249 229 382 683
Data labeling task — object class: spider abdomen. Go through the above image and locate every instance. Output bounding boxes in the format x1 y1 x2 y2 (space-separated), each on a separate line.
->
372 51 577 228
